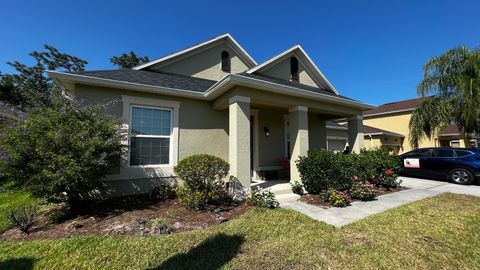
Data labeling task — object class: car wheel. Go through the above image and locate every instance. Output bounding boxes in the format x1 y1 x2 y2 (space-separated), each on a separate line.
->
448 168 474 185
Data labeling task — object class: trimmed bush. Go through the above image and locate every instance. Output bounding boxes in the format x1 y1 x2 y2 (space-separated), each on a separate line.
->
296 149 401 194
296 151 356 194
357 149 401 188
174 154 230 210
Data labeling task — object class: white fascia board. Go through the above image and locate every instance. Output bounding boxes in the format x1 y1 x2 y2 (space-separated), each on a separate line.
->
327 125 348 130
47 71 205 99
363 108 416 118
297 45 339 95
364 132 405 137
133 33 257 70
246 45 300 74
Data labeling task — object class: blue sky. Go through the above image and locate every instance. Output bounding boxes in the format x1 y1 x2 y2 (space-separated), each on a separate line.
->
1 0 479 105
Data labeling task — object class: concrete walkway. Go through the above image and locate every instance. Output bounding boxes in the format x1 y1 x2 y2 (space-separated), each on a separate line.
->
281 176 480 227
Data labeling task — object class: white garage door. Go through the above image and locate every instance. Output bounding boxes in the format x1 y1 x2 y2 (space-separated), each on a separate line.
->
328 139 346 152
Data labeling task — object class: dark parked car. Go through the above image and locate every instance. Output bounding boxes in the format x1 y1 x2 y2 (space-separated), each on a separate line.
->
399 147 480 185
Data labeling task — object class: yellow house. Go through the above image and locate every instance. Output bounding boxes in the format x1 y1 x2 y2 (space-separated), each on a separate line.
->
362 97 477 154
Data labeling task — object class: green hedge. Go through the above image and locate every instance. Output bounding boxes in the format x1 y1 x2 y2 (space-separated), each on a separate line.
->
296 149 400 194
174 154 230 210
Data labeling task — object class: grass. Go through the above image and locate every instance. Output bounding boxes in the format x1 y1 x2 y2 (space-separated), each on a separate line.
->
0 193 479 269
0 190 41 232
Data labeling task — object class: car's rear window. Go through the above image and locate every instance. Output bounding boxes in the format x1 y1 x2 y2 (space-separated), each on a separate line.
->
455 150 472 157
433 149 455 158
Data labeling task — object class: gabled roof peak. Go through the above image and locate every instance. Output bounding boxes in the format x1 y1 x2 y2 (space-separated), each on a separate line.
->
133 33 257 70
246 44 339 95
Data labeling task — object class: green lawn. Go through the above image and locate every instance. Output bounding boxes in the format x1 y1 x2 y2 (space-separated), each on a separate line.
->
1 193 479 269
0 190 40 232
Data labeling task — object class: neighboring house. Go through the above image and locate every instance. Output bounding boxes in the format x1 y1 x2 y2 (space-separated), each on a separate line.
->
362 97 478 154
48 33 374 196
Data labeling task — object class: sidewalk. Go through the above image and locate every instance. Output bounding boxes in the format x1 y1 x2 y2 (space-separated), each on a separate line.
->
281 176 480 227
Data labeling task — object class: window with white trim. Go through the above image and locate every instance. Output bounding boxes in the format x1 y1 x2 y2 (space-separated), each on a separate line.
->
129 106 172 166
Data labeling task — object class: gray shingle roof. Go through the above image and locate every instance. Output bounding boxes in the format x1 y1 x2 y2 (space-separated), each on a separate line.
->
238 73 355 101
71 69 359 104
74 69 216 93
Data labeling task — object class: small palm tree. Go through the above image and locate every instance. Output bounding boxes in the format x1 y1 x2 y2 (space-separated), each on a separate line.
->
409 46 480 148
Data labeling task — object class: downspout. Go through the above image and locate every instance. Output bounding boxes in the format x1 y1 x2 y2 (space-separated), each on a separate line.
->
368 134 373 149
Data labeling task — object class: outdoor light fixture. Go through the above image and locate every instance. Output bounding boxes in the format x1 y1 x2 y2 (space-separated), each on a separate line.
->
138 219 147 236
214 208 222 224
263 127 270 137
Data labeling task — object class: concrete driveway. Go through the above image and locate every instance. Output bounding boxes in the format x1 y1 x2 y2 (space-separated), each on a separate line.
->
400 176 480 197
282 176 480 227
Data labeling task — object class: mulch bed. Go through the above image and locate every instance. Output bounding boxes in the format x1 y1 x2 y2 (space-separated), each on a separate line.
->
0 196 250 241
299 186 409 208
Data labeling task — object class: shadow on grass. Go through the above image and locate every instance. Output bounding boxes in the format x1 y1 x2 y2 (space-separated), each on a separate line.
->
0 258 35 270
151 233 244 270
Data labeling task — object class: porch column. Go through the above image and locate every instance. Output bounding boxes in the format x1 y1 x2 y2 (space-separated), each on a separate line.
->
289 106 309 182
229 96 251 192
348 115 365 153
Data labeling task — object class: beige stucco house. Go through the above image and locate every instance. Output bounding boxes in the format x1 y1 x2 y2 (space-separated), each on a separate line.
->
48 34 374 196
329 97 479 155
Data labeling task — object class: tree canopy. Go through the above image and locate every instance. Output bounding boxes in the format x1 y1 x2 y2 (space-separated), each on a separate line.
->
409 46 480 148
110 51 149 69
0 45 87 110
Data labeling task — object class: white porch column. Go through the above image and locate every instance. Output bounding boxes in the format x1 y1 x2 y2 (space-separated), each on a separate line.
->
348 115 365 153
229 96 251 192
289 106 309 182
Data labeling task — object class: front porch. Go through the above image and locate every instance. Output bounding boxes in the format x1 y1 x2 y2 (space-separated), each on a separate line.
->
219 90 367 192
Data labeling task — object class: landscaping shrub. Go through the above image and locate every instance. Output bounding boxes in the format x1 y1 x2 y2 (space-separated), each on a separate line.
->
296 149 400 194
6 204 38 234
150 182 177 201
296 150 356 194
174 154 230 210
349 181 377 201
0 101 125 208
357 149 401 188
327 189 351 207
291 181 304 195
246 188 279 209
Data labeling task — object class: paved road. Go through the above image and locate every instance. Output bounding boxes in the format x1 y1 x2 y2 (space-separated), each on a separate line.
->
282 176 480 227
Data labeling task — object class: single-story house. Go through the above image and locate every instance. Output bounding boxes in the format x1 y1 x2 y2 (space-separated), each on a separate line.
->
48 34 374 196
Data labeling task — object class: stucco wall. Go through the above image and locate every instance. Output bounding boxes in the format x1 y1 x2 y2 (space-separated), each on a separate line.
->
260 56 318 88
74 84 229 187
363 112 436 154
256 107 288 168
150 43 250 81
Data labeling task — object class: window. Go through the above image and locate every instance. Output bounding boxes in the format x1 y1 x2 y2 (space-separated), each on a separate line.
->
407 149 432 157
130 106 172 166
433 149 455 158
450 140 460 148
221 51 230 72
290 57 299 82
455 150 473 157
